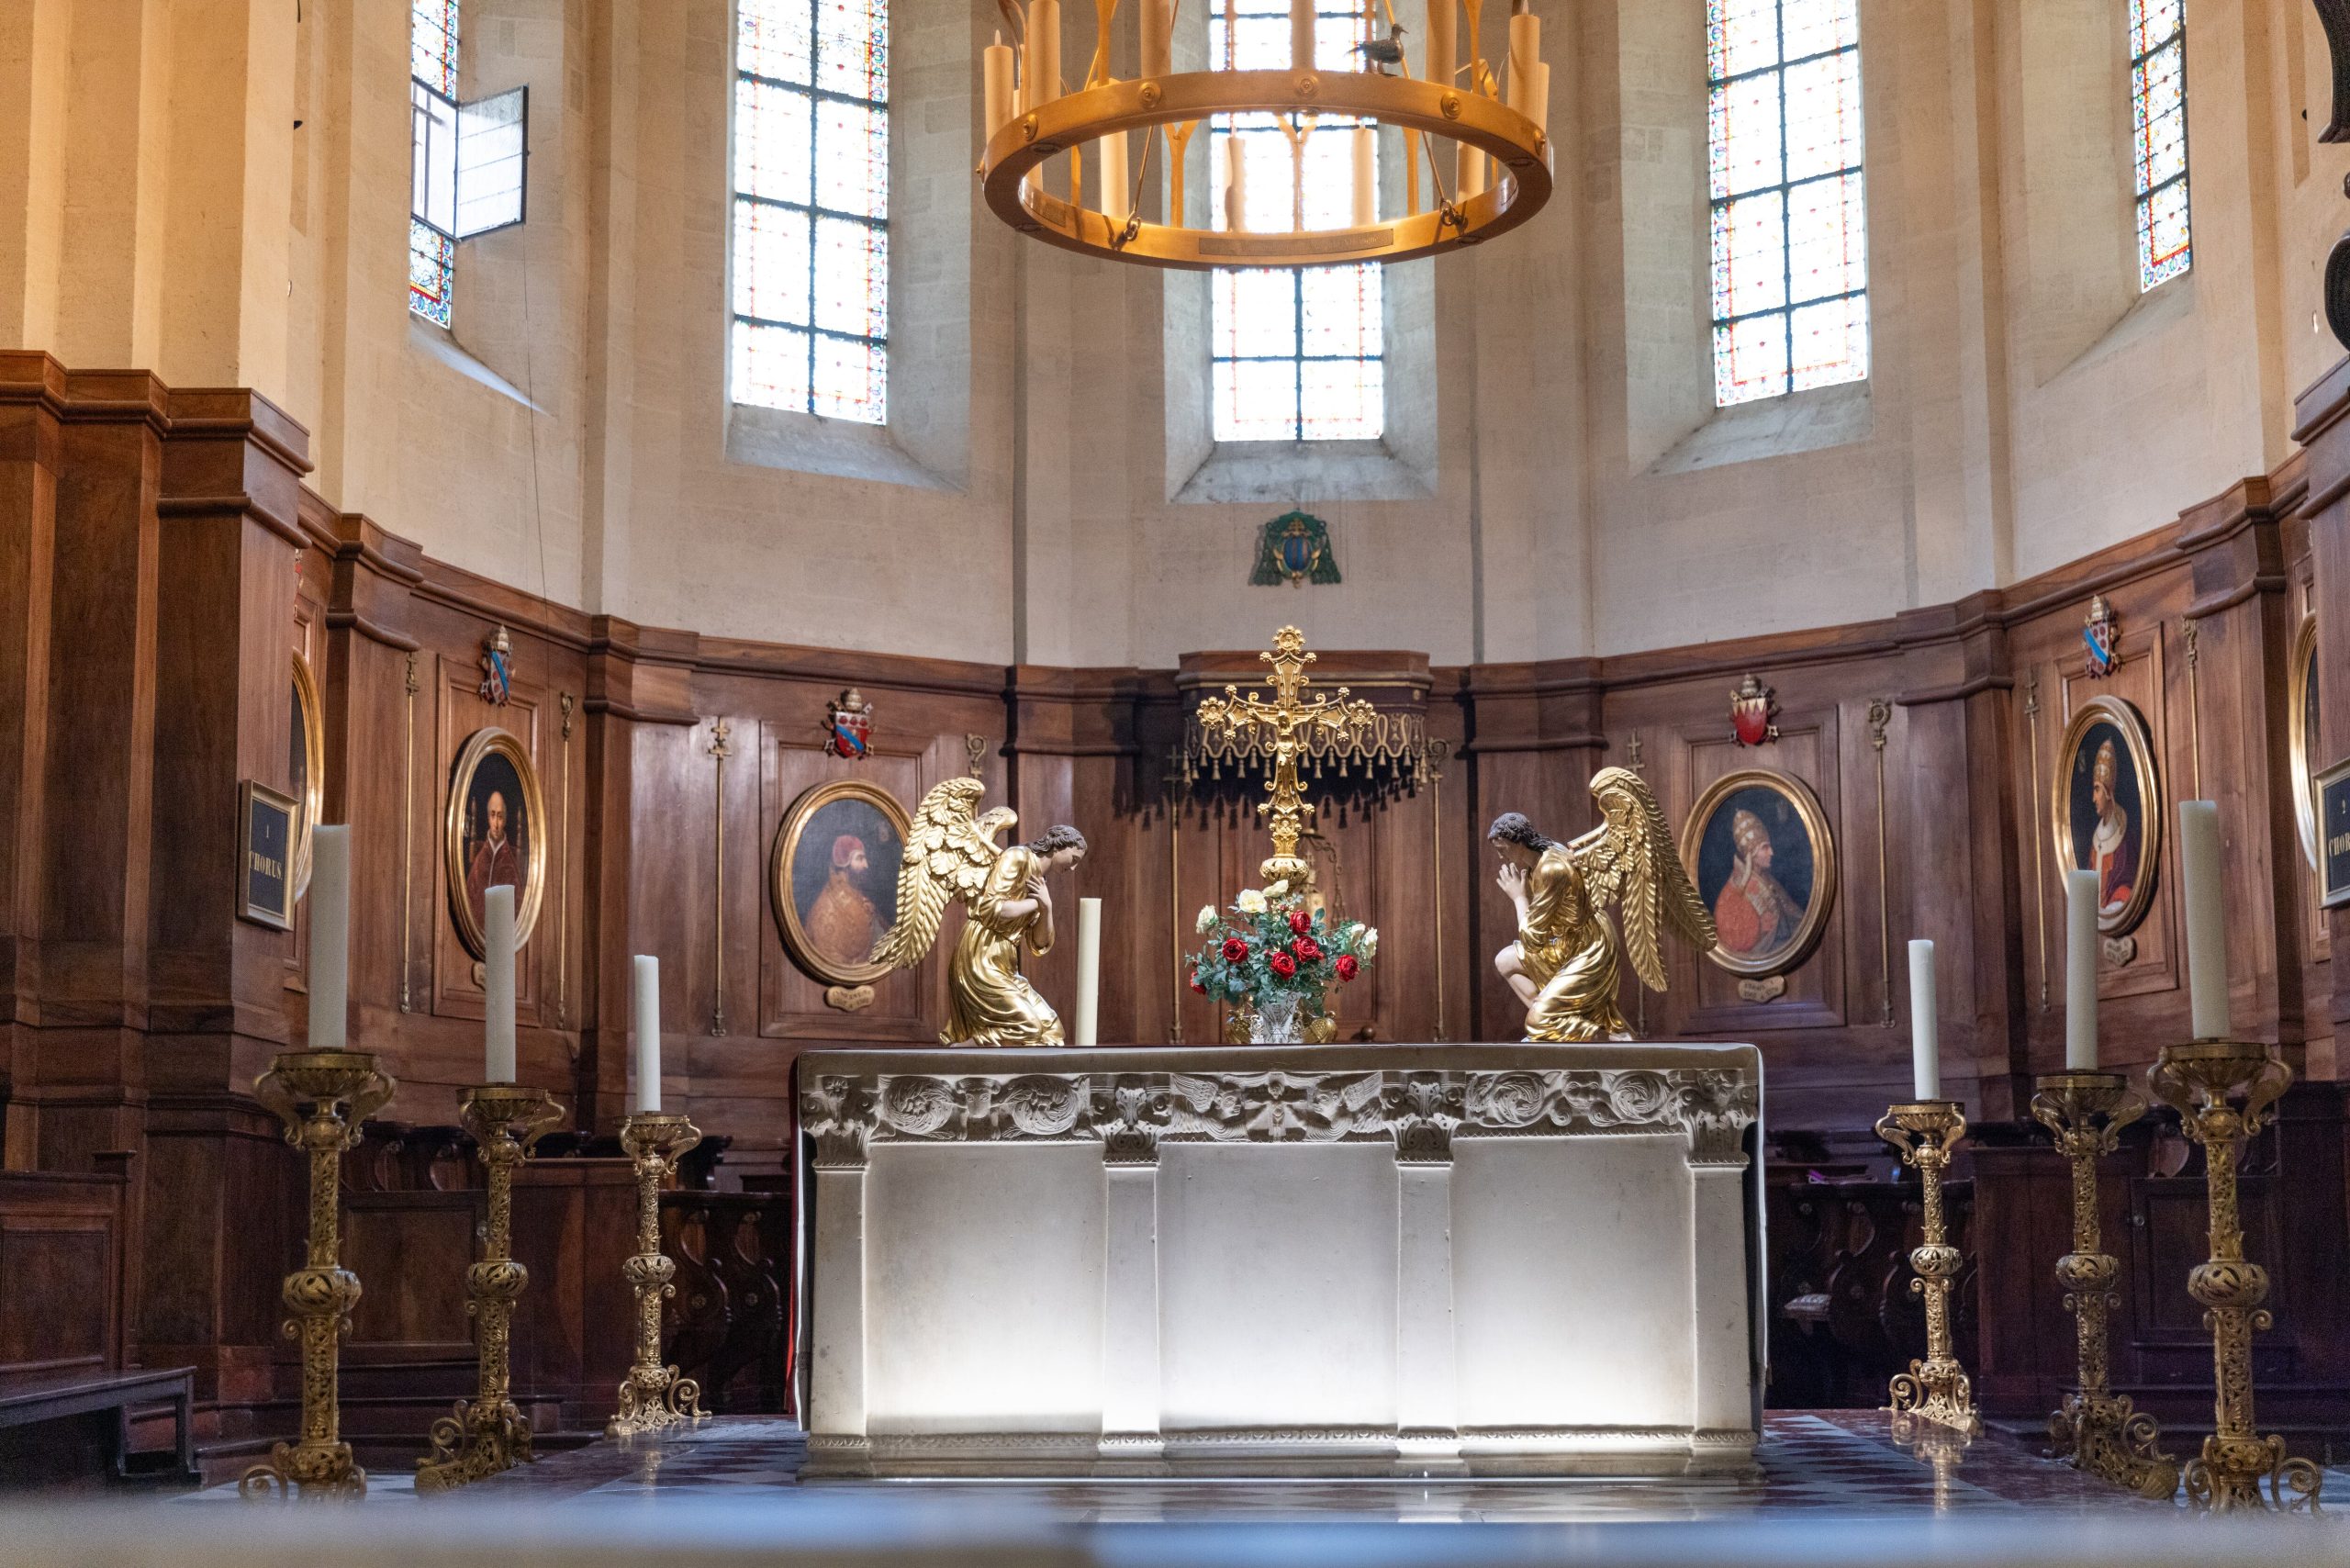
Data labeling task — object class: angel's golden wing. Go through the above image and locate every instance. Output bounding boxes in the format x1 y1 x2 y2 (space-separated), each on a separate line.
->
868 778 1019 970
1574 766 1717 992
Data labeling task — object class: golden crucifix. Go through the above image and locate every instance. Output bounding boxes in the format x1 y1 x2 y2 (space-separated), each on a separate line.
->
1196 626 1377 887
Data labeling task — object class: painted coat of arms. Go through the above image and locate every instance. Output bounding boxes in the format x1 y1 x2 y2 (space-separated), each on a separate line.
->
823 689 874 759
2081 594 2120 678
1249 511 1341 588
478 626 513 706
1730 673 1780 747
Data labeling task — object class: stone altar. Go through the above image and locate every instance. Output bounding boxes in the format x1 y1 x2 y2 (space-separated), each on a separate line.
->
795 1043 1763 1476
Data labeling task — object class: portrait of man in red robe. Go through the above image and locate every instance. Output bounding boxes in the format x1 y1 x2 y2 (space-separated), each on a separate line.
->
2086 736 2137 921
1711 808 1805 961
465 786 523 929
806 833 880 969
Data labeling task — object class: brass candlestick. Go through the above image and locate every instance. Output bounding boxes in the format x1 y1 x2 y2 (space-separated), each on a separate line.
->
416 1084 565 1493
608 1111 708 1437
240 1049 397 1501
2029 1070 2178 1498
1874 1100 1980 1434
2147 1041 2322 1513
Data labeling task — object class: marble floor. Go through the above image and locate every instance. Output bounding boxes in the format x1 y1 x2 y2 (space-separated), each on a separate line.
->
297 1411 2228 1522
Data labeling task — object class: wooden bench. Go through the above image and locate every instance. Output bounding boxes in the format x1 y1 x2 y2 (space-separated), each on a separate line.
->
0 1366 200 1484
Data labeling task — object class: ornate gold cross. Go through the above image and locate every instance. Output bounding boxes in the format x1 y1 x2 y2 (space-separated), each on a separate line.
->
1195 626 1376 885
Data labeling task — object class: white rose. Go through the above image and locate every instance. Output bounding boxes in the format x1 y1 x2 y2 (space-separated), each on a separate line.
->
1194 903 1218 934
1264 879 1289 899
1360 926 1380 958
1236 888 1268 914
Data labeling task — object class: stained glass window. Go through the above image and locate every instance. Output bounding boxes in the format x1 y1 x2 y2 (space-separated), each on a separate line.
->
1209 0 1382 442
732 0 890 424
2131 0 2189 290
1706 0 1868 408
408 0 460 325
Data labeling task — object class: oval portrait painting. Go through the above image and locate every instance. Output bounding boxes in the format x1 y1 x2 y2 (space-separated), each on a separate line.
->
771 780 912 988
1681 768 1837 979
445 727 548 958
2053 695 2161 936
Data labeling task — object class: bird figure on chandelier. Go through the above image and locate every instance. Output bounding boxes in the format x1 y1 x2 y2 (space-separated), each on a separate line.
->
1353 21 1407 74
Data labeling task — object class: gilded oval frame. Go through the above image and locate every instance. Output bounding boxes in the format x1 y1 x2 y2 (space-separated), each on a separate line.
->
289 651 326 902
1679 767 1839 980
770 778 912 989
2049 693 2163 937
2289 612 2321 872
444 725 549 959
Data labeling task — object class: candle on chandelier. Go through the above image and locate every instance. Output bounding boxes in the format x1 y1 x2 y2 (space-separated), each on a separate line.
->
984 31 1015 140
2064 868 2099 1070
1908 938 1939 1101
1290 0 1315 70
484 885 516 1083
1098 129 1130 225
1027 0 1062 107
308 825 351 1052
1074 898 1102 1047
1457 141 1487 201
1142 0 1173 78
1424 0 1456 89
632 954 661 1114
2178 801 2230 1040
1225 133 1248 230
1506 3 1540 116
1351 124 1375 227
1527 61 1550 133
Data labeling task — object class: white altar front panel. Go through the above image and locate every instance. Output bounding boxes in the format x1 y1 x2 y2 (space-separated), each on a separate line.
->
797 1043 1763 1476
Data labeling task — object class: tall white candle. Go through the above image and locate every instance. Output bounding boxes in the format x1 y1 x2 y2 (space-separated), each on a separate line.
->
308 825 351 1052
1506 6 1540 116
1908 938 1940 1101
1141 0 1173 78
1351 124 1375 227
2178 801 2230 1040
1225 134 1248 230
632 954 662 1114
1290 0 1315 70
1457 141 1486 200
1026 0 1061 107
1424 0 1456 89
1526 60 1550 133
2064 868 2099 1070
1074 897 1102 1047
1098 129 1130 224
984 32 1015 140
484 885 516 1083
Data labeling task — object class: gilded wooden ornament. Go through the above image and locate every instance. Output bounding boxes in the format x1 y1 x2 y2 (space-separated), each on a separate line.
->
867 777 1087 1047
1195 627 1377 889
415 1084 565 1492
2030 1072 2179 1498
1490 769 1717 1043
1874 1100 1980 1435
289 651 325 902
240 1050 397 1501
2147 1041 2323 1513
609 1112 710 1438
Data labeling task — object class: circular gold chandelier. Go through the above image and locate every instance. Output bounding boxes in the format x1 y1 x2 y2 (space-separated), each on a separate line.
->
979 0 1553 270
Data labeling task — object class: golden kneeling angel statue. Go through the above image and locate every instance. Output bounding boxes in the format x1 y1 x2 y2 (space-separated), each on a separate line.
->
1488 767 1716 1042
869 777 1089 1047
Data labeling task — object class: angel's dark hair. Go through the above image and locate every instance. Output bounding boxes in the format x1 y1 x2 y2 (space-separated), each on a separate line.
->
1027 824 1089 857
1485 812 1556 852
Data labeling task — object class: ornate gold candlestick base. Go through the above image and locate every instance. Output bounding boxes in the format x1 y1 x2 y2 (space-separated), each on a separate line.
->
1874 1100 1980 1434
2030 1070 2178 1498
416 1084 565 1493
2148 1041 2322 1513
240 1050 397 1501
608 1111 708 1438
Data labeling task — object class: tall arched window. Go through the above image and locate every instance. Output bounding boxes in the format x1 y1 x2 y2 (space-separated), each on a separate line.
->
2131 0 2189 290
1208 0 1382 442
1706 0 1868 408
732 0 891 424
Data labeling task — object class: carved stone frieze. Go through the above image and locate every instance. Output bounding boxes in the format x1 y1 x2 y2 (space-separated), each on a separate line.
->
804 1063 1756 1168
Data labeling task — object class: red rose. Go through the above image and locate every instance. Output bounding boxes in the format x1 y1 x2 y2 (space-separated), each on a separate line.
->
1335 954 1360 981
1188 969 1207 994
1221 936 1249 962
1268 951 1297 979
1288 909 1312 935
1292 936 1324 963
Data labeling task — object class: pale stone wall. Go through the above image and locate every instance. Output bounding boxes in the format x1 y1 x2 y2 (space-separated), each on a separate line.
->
1 0 2339 664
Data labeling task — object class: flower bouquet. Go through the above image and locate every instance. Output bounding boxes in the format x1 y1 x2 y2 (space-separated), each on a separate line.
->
1184 880 1378 1044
